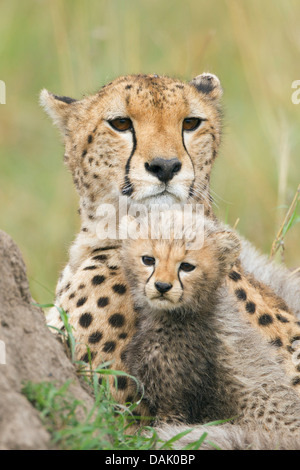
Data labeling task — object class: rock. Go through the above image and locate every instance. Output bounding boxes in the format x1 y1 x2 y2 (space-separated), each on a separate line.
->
0 230 93 450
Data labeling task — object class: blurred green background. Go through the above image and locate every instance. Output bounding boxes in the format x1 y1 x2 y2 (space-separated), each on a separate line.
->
0 0 299 303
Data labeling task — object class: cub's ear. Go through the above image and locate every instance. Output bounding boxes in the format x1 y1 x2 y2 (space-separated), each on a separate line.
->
39 89 77 135
214 230 241 268
190 73 223 101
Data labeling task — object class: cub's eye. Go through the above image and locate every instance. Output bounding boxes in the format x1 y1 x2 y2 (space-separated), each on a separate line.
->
108 118 133 132
182 117 203 131
179 262 196 272
142 256 155 266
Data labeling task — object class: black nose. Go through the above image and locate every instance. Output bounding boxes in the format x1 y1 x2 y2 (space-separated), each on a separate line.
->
145 158 182 183
155 281 173 294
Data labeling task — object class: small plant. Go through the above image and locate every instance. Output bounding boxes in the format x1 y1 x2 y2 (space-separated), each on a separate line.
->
270 184 300 262
28 303 213 449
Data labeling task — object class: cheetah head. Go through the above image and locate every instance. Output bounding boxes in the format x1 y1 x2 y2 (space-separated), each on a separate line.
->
40 74 222 213
121 211 240 314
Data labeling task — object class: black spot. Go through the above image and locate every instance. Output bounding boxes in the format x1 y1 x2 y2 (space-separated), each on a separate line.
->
292 335 300 343
112 284 127 295
120 350 127 362
88 134 93 144
93 254 108 262
119 332 128 339
69 292 75 300
235 288 247 301
77 297 87 308
125 84 132 89
102 341 116 353
292 377 300 386
270 337 283 348
89 331 103 344
108 265 119 270
109 313 125 328
79 313 93 328
78 284 85 289
115 376 128 390
92 275 106 285
125 395 134 404
80 353 89 363
276 314 289 323
228 271 242 282
245 301 256 314
82 149 87 158
258 314 273 326
80 351 95 363
83 265 97 271
97 297 109 308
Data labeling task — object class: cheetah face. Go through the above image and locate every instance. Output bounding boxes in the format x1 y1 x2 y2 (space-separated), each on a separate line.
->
40 74 222 209
121 213 241 314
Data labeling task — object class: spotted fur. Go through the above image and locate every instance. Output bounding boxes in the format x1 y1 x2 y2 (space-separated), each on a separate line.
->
41 73 300 414
122 212 300 449
226 262 300 386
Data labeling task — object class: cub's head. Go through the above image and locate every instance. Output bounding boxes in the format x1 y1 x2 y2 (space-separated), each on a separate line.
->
121 211 240 314
40 74 222 213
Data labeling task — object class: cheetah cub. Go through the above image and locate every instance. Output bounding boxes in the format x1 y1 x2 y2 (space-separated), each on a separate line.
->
121 211 300 449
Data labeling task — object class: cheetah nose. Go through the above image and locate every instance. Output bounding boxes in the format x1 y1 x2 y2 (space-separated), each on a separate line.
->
155 281 173 294
145 158 182 183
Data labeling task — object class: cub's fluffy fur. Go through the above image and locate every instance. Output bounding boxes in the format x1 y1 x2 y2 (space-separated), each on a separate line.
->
121 212 300 449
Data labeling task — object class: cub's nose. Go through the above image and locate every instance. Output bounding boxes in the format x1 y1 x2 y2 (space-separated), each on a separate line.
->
155 281 173 294
145 157 182 183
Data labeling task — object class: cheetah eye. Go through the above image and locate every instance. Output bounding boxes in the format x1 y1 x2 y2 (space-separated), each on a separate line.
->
182 117 203 132
142 256 155 266
108 118 133 132
179 262 196 272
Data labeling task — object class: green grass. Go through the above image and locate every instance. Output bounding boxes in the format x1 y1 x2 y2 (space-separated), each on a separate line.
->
0 0 299 302
22 377 224 450
22 378 158 450
23 304 216 450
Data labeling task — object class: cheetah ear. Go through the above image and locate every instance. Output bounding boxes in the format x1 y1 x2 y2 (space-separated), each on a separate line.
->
39 89 77 135
190 73 223 101
214 230 241 267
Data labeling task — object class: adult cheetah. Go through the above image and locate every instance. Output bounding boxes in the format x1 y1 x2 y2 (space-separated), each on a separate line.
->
40 73 300 410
